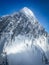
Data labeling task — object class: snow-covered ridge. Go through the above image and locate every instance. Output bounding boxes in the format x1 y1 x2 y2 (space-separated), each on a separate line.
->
21 7 35 17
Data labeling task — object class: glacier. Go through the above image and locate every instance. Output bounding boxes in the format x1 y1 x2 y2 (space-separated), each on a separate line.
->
0 7 49 65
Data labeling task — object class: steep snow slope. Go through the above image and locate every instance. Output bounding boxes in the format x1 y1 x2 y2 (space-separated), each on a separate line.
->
0 7 49 65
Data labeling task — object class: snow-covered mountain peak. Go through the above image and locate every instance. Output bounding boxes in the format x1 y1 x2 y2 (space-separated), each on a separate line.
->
0 7 49 65
20 7 35 18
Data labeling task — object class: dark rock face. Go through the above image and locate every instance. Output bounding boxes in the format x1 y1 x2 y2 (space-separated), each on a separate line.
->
0 7 49 65
0 7 46 38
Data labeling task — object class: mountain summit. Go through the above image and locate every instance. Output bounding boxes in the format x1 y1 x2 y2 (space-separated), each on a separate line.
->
0 7 49 65
21 7 35 17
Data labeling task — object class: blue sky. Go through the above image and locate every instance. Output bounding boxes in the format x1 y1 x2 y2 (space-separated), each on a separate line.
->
0 0 49 33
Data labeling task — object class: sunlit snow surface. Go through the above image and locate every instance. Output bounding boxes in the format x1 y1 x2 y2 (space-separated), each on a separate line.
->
0 7 49 65
4 35 32 55
4 35 49 55
21 7 35 17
